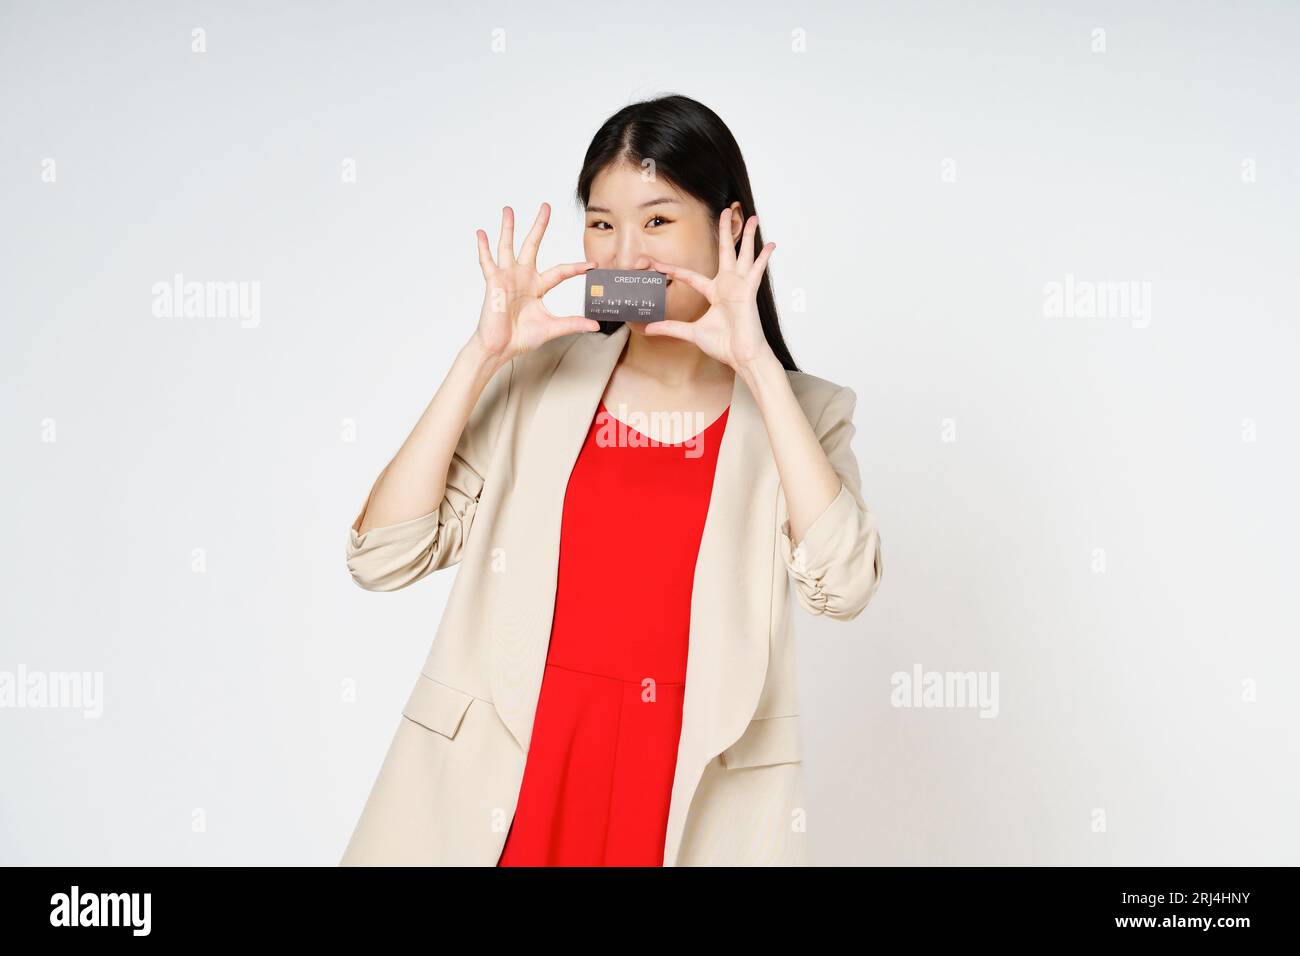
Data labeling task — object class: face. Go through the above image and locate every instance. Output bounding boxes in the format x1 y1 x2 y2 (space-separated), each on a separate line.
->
583 160 744 328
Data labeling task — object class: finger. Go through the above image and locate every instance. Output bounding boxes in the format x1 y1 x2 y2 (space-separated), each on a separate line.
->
647 258 711 298
641 318 697 343
749 240 775 287
497 205 516 264
717 207 736 269
736 214 759 270
518 202 549 267
543 315 602 339
539 259 598 293
476 229 497 279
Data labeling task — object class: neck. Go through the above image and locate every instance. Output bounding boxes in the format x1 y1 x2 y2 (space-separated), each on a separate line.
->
622 326 732 389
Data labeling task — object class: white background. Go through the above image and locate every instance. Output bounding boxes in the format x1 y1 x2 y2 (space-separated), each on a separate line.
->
2 0 1297 865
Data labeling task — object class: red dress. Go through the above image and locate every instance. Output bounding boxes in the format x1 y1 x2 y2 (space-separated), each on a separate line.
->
496 398 731 866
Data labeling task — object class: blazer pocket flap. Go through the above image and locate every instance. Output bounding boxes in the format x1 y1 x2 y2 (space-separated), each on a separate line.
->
719 714 803 769
401 673 474 739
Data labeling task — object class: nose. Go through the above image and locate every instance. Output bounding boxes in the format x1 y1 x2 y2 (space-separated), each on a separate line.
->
606 240 668 283
608 228 650 271
612 249 669 284
613 251 652 271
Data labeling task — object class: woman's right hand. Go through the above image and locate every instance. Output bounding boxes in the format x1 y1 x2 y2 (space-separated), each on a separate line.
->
472 202 599 363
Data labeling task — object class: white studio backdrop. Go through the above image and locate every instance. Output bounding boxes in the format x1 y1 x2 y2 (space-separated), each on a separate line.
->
1 0 1297 865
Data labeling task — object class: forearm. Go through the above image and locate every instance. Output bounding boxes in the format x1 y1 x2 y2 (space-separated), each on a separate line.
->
736 352 843 546
354 336 507 535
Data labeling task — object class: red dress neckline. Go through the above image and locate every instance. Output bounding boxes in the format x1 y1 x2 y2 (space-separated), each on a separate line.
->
598 401 731 447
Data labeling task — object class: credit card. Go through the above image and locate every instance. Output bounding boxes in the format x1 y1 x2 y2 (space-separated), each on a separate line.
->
584 268 667 323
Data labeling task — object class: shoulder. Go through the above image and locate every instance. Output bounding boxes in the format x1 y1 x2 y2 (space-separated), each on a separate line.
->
783 368 855 431
499 331 618 416
507 331 596 391
531 329 593 370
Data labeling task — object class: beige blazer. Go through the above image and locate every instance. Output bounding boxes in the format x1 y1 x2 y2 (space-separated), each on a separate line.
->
338 322 883 866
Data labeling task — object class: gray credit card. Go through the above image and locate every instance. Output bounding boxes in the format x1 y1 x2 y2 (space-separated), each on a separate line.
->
584 268 667 323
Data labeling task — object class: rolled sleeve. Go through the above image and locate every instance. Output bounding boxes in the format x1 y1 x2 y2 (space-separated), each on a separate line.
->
345 457 484 592
346 503 443 592
778 386 884 621
345 357 512 592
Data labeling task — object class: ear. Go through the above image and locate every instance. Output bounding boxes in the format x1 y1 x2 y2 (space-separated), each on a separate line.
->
727 200 745 246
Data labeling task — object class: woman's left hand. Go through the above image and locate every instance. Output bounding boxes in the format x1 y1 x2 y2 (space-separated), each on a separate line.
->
643 208 777 371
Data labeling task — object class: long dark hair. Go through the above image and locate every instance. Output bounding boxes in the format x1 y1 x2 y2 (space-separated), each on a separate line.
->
575 94 799 372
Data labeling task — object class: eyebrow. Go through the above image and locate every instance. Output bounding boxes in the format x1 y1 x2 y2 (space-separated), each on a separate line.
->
585 197 681 214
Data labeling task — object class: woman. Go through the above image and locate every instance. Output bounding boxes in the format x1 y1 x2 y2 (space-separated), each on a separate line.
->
340 94 883 867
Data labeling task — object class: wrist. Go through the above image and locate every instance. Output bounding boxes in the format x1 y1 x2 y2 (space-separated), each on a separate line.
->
462 333 511 374
735 348 783 384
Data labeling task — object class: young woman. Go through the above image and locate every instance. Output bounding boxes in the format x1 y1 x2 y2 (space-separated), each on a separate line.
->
340 94 883 867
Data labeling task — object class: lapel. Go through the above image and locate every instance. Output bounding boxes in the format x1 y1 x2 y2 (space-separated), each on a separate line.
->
489 322 779 867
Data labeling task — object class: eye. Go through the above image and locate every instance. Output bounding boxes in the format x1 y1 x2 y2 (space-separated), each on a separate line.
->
647 215 670 228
